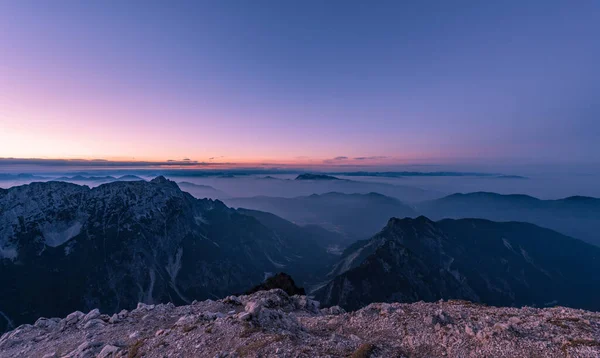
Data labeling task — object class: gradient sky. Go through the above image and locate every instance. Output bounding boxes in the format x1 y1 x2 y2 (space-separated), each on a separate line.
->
1 1 599 167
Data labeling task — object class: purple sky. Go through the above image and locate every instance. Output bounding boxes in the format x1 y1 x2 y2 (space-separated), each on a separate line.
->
1 1 599 167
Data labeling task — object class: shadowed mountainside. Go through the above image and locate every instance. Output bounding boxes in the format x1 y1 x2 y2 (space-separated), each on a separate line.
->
0 177 335 332
317 216 600 311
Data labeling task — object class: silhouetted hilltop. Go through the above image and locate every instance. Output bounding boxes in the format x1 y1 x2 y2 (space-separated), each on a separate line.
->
245 272 305 296
295 173 340 181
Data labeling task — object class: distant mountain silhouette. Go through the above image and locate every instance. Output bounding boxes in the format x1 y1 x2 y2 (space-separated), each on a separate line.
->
117 175 144 181
177 181 230 200
226 192 417 241
418 192 600 246
295 173 341 181
53 175 116 182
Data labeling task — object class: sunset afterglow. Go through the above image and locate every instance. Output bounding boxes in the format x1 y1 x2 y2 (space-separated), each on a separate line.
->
1 2 599 168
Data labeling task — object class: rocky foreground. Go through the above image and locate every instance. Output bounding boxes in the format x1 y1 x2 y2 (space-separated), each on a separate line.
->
1 290 599 358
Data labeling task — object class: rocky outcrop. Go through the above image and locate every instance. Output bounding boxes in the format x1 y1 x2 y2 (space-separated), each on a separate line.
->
1 289 599 358
245 273 306 296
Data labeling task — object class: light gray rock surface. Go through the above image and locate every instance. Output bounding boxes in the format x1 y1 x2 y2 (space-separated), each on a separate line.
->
1 289 599 357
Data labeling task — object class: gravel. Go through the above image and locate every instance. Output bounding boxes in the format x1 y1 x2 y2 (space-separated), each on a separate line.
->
1 289 599 357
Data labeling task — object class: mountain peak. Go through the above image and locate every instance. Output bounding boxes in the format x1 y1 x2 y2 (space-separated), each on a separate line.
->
295 173 340 181
386 215 434 228
150 176 179 188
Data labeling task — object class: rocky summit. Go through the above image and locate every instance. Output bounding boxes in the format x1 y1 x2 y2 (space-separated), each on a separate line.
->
1 289 599 358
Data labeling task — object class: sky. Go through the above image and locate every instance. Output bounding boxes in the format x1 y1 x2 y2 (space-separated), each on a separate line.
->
1 1 599 168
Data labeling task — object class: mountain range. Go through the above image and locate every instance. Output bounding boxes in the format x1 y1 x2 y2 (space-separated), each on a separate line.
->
316 216 600 311
0 177 335 332
418 192 600 246
3 177 600 336
225 192 417 241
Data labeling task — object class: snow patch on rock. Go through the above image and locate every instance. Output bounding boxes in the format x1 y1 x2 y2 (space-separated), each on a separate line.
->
43 221 83 247
0 245 17 260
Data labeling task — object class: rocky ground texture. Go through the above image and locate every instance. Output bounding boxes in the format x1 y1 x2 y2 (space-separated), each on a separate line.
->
1 289 599 358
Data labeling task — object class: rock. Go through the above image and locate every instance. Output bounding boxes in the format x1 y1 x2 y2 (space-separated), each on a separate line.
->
238 312 252 321
509 317 521 325
493 323 510 332
108 314 120 324
379 303 394 315
64 341 104 358
201 312 220 321
252 307 302 333
465 324 475 336
349 334 362 342
244 301 262 317
223 296 242 305
34 317 60 330
293 296 320 313
99 314 111 323
82 309 100 323
2 290 600 358
175 315 196 327
97 344 119 358
136 303 155 311
65 311 85 325
83 319 106 330
321 306 346 315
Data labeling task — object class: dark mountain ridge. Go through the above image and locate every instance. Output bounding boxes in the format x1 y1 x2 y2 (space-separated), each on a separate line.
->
295 173 341 181
317 216 600 311
419 191 600 246
0 177 334 332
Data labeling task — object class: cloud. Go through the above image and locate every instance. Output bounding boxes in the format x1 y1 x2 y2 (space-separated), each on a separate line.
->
353 156 388 161
323 155 388 164
0 157 231 167
323 156 349 164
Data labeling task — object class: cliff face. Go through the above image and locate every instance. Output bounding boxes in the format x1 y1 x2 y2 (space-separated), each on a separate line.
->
1 289 599 358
